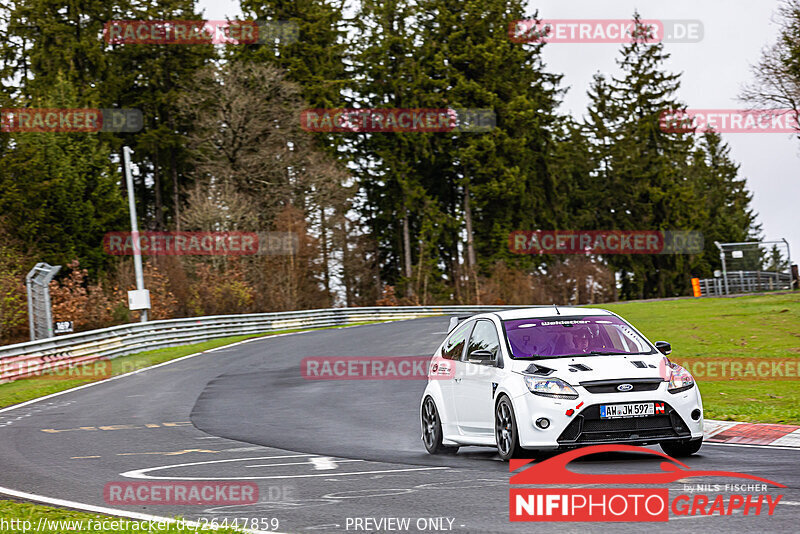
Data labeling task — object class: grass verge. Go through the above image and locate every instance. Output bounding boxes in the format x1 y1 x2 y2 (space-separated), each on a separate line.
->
0 499 245 533
598 292 800 424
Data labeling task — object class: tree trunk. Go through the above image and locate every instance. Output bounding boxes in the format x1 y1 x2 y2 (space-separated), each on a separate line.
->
341 217 352 307
402 210 412 297
136 154 148 230
463 182 479 303
320 206 331 304
171 149 180 231
119 149 127 195
154 147 163 230
416 240 424 304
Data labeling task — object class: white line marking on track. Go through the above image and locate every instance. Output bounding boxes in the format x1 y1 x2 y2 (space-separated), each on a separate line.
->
238 467 450 480
309 457 347 470
322 488 414 499
121 454 314 479
245 458 363 469
120 454 449 480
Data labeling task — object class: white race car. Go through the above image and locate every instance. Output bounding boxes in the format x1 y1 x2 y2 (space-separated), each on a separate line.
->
420 307 703 460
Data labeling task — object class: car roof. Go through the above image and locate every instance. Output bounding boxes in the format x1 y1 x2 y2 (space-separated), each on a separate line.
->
491 307 615 320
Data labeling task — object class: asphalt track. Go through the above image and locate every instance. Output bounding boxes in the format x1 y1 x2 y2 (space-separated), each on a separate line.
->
0 317 798 533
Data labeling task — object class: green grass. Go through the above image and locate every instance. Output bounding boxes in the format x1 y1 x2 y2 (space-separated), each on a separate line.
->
0 499 245 533
696 381 800 424
0 322 382 410
597 293 799 359
593 292 800 424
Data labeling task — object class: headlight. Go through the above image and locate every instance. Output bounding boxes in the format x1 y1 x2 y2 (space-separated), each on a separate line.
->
524 376 578 399
668 363 695 393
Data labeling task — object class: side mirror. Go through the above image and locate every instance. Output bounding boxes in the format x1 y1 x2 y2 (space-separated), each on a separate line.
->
468 349 495 364
447 317 460 332
655 341 672 355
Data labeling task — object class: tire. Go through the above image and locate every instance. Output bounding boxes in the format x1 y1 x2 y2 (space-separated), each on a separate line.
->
660 438 703 457
421 397 459 455
495 396 525 461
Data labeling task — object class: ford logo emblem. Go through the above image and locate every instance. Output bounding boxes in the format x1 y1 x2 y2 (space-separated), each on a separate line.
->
617 383 634 392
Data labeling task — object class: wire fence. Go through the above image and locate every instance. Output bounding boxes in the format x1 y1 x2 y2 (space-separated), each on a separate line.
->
696 271 793 296
709 240 794 295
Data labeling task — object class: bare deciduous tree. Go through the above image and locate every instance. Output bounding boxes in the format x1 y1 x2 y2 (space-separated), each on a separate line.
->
741 0 800 139
177 61 361 309
178 62 311 224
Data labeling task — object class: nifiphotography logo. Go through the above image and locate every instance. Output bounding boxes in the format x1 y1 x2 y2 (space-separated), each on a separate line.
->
509 444 784 522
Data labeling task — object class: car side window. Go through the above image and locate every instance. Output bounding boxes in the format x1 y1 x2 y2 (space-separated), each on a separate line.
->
466 320 501 362
442 321 472 360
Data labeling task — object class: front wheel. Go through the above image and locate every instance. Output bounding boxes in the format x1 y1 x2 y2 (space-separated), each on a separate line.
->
495 396 525 461
421 397 459 455
660 438 703 457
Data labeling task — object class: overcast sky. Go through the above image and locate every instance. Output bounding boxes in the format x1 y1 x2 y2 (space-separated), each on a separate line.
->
199 0 798 263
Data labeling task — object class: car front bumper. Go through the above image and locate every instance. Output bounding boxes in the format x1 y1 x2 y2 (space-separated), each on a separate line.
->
512 382 704 450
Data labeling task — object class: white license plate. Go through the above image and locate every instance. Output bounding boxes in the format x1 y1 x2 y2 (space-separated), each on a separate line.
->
600 403 654 419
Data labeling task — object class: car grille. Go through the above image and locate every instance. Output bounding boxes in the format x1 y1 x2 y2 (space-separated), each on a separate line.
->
557 402 691 445
579 379 663 394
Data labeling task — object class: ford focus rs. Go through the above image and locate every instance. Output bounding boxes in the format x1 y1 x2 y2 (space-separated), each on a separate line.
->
420 307 703 460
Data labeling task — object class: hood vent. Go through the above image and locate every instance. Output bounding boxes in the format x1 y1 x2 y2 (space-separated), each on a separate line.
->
524 363 555 376
569 363 593 372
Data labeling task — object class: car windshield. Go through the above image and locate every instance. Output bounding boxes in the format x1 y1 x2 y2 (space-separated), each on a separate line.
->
503 315 655 359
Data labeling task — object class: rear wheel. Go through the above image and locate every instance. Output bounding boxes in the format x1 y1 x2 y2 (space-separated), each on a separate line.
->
495 396 525 461
421 397 458 455
660 438 703 457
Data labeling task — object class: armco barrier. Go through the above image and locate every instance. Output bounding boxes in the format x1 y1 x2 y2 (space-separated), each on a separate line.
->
0 306 524 383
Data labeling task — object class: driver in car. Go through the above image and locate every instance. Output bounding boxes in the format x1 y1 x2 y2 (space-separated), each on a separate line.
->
572 330 592 353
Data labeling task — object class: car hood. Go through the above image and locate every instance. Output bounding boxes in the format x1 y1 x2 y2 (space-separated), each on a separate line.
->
510 353 668 382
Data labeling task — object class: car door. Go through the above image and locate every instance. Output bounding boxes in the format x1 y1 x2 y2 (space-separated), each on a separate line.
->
454 319 502 436
436 320 474 424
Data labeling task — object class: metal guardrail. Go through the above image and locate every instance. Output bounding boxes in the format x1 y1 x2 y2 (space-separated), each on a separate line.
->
0 305 524 383
697 271 793 296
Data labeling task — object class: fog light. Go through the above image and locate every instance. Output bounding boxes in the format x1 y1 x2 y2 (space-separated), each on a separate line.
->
536 418 550 429
691 409 701 421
